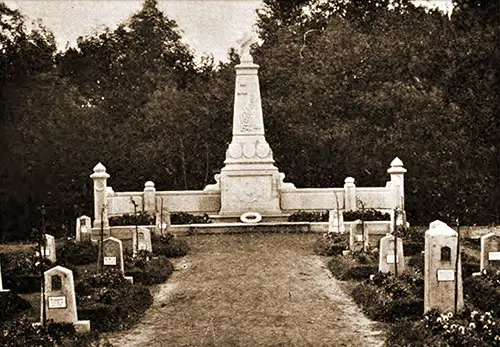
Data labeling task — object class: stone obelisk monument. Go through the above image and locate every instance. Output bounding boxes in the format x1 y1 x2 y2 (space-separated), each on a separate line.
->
217 34 288 218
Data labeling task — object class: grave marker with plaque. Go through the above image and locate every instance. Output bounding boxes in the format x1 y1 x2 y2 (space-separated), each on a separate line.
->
379 234 405 274
424 220 463 314
99 237 125 275
349 220 369 252
480 231 500 271
132 227 152 257
41 266 90 332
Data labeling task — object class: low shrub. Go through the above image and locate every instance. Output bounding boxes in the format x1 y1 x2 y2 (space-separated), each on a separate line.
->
109 212 155 226
125 253 174 285
313 233 348 256
76 270 153 332
57 240 98 266
152 234 189 257
340 265 378 280
352 272 424 322
288 210 328 222
464 269 500 317
387 309 500 346
170 212 211 225
327 255 378 281
0 291 31 324
461 237 481 251
0 251 53 293
343 209 390 221
403 241 423 256
0 317 103 347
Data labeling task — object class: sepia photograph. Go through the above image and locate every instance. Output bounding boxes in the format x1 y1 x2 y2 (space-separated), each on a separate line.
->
0 0 499 345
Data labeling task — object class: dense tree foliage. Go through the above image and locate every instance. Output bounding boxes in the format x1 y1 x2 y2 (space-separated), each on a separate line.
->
0 0 498 240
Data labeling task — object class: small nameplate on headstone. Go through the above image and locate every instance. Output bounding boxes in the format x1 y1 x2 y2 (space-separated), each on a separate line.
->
356 235 364 242
437 269 455 281
488 252 500 261
48 296 67 309
386 255 399 264
104 257 117 266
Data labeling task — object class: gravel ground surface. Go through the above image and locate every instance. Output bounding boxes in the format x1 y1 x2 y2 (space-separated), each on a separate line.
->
106 233 385 347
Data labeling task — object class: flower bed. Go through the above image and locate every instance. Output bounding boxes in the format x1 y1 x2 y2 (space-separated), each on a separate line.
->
0 291 31 324
387 310 500 346
313 233 349 256
76 270 153 332
352 272 424 322
0 251 50 293
57 240 98 266
109 212 155 226
170 212 211 225
343 209 390 222
0 318 102 347
152 233 190 258
288 210 328 222
327 252 378 281
125 253 174 285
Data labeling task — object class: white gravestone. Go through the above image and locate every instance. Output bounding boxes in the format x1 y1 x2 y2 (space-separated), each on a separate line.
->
36 234 56 263
98 237 125 275
75 215 92 242
379 234 405 274
424 220 463 314
349 219 369 252
0 262 10 292
132 227 153 256
41 266 90 332
328 209 345 234
480 231 500 271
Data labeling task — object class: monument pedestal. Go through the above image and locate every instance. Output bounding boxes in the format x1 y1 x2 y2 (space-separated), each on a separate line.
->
214 50 291 220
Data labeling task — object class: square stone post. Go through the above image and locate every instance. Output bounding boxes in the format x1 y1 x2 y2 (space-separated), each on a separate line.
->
424 220 463 314
387 157 407 230
90 163 110 228
143 181 156 215
344 177 356 212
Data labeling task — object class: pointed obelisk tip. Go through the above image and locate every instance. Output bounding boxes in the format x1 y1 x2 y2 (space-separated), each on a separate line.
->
237 32 258 64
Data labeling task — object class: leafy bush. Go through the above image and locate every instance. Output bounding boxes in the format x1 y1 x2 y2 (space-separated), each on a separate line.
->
313 233 348 256
170 212 211 225
288 210 328 222
327 255 378 281
352 273 424 322
343 209 390 221
125 253 174 285
0 291 31 324
109 212 155 226
464 269 500 317
0 317 103 347
57 240 98 266
403 242 423 256
152 234 189 257
76 270 153 332
0 251 53 293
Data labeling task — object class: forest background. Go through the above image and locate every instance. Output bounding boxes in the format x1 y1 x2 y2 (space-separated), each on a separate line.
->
0 0 498 240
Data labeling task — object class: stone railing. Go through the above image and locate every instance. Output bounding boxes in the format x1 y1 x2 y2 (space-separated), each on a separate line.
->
90 157 406 230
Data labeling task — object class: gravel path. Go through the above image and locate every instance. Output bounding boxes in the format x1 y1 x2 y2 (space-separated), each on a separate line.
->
106 233 385 346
